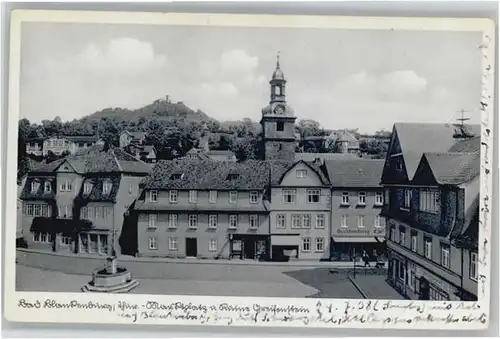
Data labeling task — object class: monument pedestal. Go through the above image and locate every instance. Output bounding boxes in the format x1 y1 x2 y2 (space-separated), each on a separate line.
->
82 256 138 293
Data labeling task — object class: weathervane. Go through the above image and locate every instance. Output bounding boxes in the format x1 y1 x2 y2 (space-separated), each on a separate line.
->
276 51 281 69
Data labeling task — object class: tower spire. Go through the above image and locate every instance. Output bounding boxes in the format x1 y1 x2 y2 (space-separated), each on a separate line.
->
276 51 281 70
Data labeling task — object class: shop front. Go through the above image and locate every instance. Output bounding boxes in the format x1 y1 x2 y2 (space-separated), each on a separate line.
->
270 234 300 261
229 234 270 261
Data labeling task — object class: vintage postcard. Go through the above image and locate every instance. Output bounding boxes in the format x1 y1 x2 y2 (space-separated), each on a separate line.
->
3 10 495 330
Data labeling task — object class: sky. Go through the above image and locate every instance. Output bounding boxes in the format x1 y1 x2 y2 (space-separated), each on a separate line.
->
19 22 483 134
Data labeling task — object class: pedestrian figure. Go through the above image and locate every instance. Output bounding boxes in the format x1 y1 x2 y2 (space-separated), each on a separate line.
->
362 250 370 267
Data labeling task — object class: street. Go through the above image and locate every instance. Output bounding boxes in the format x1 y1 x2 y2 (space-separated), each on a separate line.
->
16 262 403 299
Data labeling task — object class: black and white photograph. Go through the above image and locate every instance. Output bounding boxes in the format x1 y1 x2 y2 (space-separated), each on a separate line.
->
4 11 495 329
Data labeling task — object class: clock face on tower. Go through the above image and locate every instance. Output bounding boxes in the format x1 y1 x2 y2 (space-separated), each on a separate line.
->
274 105 285 115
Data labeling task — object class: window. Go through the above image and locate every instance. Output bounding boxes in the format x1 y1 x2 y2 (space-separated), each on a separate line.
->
296 169 307 178
32 204 41 217
411 232 418 252
408 271 416 291
315 238 325 252
249 191 259 204
128 183 134 194
150 190 158 202
66 180 73 192
227 174 240 181
291 214 302 228
25 204 33 216
148 237 158 250
229 191 238 204
374 215 385 228
44 181 51 193
357 215 365 228
277 121 284 131
375 192 384 206
81 206 88 219
189 190 197 203
399 229 406 246
306 189 321 203
84 182 92 194
398 261 405 280
282 189 297 204
168 237 178 251
276 214 286 228
340 215 348 228
94 206 101 219
419 189 440 213
229 215 238 229
250 215 258 228
209 239 217 252
171 173 183 180
88 206 95 219
470 252 478 281
208 215 218 229
103 181 112 195
31 181 39 192
169 190 178 203
148 214 158 229
389 226 396 242
358 192 366 205
341 192 349 205
316 214 325 229
302 238 311 252
402 189 412 209
209 190 217 203
33 232 51 243
429 287 448 301
60 236 71 246
441 243 450 268
303 214 312 228
168 214 178 228
424 237 432 259
188 215 198 229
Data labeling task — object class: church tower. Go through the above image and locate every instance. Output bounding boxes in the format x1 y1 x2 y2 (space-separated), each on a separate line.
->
260 53 297 161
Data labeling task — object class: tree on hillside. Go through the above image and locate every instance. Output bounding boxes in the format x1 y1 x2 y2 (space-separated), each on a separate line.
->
296 119 322 138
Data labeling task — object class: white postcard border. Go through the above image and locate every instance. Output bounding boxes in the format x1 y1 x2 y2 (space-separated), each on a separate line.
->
3 10 495 330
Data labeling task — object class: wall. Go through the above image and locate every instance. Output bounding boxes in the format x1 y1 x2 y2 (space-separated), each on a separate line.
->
113 174 145 253
21 200 54 250
137 212 269 258
262 118 295 140
264 141 295 161
55 164 84 217
461 248 478 298
331 189 385 239
269 162 330 260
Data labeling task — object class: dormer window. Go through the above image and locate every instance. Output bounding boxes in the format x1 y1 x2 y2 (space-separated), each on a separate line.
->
103 180 112 195
250 191 259 204
150 190 158 202
44 181 51 193
227 174 240 181
31 181 40 193
171 173 184 180
83 182 92 195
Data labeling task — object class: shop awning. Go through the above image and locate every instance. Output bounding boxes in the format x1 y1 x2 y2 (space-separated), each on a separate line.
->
271 234 300 246
332 237 377 243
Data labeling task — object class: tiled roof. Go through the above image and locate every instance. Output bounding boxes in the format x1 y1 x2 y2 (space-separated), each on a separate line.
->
206 150 236 156
20 177 56 201
141 159 276 190
131 131 147 139
294 153 359 163
394 123 480 180
448 136 481 153
324 159 385 188
64 135 98 143
422 152 480 185
77 176 121 203
60 146 151 174
30 159 66 173
337 130 359 143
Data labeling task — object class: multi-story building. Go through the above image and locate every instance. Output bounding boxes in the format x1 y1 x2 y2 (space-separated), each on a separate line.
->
325 158 386 261
25 138 44 156
268 160 331 261
40 135 101 156
19 145 151 255
119 131 147 148
381 122 480 301
135 159 279 259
